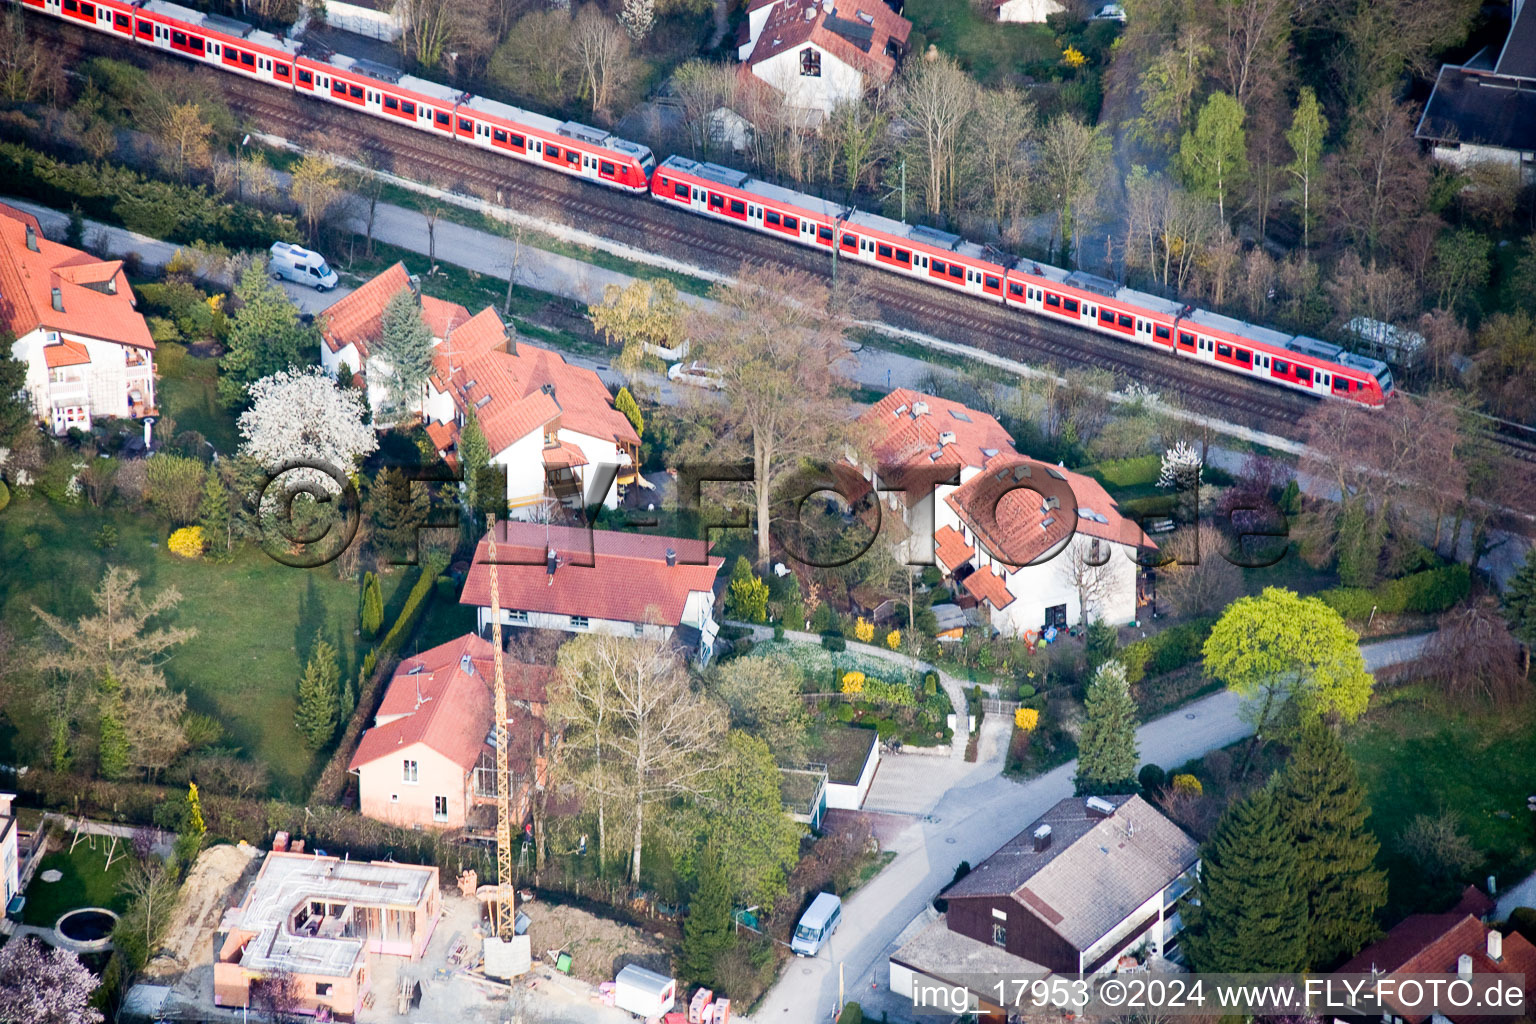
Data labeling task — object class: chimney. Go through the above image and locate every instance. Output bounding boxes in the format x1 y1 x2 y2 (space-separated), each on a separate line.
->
51 287 63 312
1032 824 1052 852
912 401 929 417
1488 930 1503 962
1086 796 1116 819
460 653 474 676
1457 953 1473 979
938 431 956 446
666 547 677 567
25 223 38 252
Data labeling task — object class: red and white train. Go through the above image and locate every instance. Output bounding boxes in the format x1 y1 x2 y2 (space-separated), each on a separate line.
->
16 0 1395 406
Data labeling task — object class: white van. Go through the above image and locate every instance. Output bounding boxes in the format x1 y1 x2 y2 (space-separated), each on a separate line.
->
791 892 841 956
269 241 339 291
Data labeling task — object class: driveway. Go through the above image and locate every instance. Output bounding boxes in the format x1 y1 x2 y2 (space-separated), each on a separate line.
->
751 634 1430 1024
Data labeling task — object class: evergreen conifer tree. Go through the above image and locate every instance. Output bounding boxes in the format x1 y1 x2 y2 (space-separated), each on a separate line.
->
377 290 435 424
459 407 491 526
1074 660 1140 795
680 851 735 985
219 263 314 408
370 467 430 562
197 473 230 555
1182 788 1309 973
360 572 384 638
1502 553 1536 647
614 386 645 438
724 556 769 623
294 631 340 749
1274 722 1387 967
96 675 130 781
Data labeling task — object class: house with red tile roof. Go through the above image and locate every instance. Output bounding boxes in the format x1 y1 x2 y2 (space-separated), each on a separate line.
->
460 521 726 661
1333 896 1535 1024
737 0 911 119
348 633 552 831
319 264 640 515
0 203 155 434
857 389 1152 638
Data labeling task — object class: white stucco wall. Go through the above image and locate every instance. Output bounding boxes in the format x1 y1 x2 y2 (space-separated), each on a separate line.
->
321 0 402 40
12 328 153 432
825 737 880 810
1429 143 1536 184
754 45 866 119
996 0 1064 21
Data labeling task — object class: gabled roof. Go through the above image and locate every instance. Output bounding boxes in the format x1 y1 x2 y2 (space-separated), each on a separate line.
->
1416 65 1536 152
460 521 724 627
318 262 474 361
1495 0 1536 78
746 0 910 83
350 633 550 773
0 203 153 350
858 388 1016 482
1337 910 1536 1024
944 795 1199 952
944 456 1151 576
42 338 93 368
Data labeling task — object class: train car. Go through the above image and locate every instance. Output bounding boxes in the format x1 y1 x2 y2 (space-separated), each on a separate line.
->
131 0 301 86
458 96 654 192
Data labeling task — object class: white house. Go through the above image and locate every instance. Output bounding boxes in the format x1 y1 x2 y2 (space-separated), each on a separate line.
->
320 264 641 515
994 0 1064 22
0 793 18 912
856 389 1151 637
737 0 911 119
460 522 726 662
0 204 156 435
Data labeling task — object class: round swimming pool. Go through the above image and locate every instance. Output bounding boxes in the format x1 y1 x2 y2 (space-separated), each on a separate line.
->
54 908 118 953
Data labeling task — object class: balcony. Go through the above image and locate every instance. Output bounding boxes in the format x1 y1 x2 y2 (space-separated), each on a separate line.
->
48 377 89 401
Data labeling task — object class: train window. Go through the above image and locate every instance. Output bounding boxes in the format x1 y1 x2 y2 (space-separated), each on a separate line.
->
766 211 780 226
567 151 579 164
1235 349 1251 364
332 79 345 94
458 118 472 131
1216 343 1232 358
600 161 615 175
948 265 963 280
1154 326 1170 340
1273 359 1289 374
842 233 856 247
819 226 833 241
435 111 450 126
1100 309 1114 323
1318 372 1330 386
985 275 1000 289
1045 294 1061 308
172 30 185 44
1118 314 1133 328
241 52 255 67
349 85 363 98
401 100 415 115
931 260 947 275
877 244 893 258
64 0 77 11
1009 283 1024 296
896 249 910 264
730 200 745 214
1063 298 1079 313
709 193 723 207
275 61 287 74
673 182 689 199
115 12 129 26
137 18 151 35
385 97 399 110
1295 366 1311 382
784 216 798 231
298 69 312 84
80 1 93 15
1178 331 1194 348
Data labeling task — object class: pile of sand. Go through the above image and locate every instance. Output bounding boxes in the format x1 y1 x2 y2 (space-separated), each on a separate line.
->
144 843 258 979
522 900 671 984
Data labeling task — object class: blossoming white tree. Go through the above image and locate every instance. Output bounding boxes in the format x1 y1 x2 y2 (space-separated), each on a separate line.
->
1158 440 1203 490
238 367 378 493
618 0 655 40
0 938 103 1024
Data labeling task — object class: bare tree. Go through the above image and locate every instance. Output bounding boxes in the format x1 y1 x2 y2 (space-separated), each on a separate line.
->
1328 89 1433 260
118 858 178 959
1154 526 1242 618
965 87 1036 236
289 153 345 241
1038 114 1111 267
0 8 63 103
249 967 303 1024
1214 0 1293 110
894 53 978 218
1057 537 1118 626
148 102 214 180
571 5 634 117
1423 599 1530 706
685 265 852 569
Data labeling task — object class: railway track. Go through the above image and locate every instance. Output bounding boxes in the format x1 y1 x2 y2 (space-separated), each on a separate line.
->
30 13 1536 464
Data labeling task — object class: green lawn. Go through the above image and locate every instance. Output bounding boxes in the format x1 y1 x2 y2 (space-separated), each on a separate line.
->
904 0 1059 84
0 498 410 796
157 352 241 455
1347 690 1536 923
20 841 132 926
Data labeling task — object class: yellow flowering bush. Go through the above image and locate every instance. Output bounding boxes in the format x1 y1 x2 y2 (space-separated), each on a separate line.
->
885 629 901 650
854 617 875 643
1015 707 1040 730
841 671 866 694
168 526 205 559
1171 774 1204 796
1062 45 1088 68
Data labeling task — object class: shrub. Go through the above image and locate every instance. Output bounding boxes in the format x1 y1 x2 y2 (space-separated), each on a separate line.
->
1138 764 1166 794
1017 682 1036 699
853 617 875 643
885 629 901 650
1171 774 1203 795
1015 707 1040 730
1318 566 1472 620
434 575 456 600
734 637 754 657
841 671 866 694
1120 618 1216 685
833 703 856 723
167 525 205 558
0 480 9 512
380 569 435 654
773 624 785 641
1317 587 1377 620
820 631 845 653
864 679 916 706
923 672 938 696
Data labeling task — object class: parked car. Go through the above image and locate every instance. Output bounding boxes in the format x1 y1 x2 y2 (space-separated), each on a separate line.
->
791 892 842 956
668 361 726 390
269 241 339 291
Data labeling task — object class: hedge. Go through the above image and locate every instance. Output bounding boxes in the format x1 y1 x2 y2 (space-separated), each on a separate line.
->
1121 617 1217 685
380 567 437 654
0 141 298 252
1316 565 1471 620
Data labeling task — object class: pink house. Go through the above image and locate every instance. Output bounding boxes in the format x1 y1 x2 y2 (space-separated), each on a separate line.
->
349 633 551 832
213 851 440 1020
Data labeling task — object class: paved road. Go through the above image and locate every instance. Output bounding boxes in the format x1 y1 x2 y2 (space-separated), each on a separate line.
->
751 633 1433 1024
